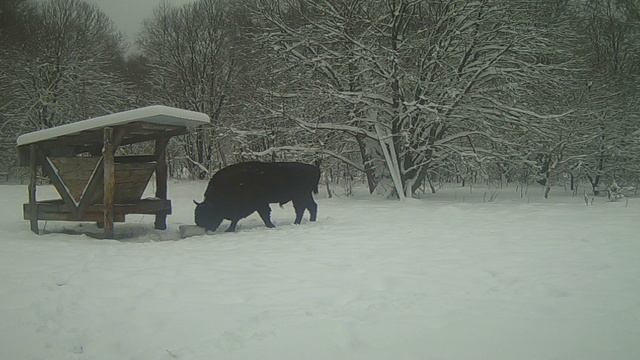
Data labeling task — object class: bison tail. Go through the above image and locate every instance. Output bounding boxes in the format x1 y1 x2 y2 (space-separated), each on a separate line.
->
313 184 319 194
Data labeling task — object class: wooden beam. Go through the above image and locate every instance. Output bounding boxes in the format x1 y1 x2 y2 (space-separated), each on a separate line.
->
28 145 38 234
163 128 190 138
37 130 104 149
24 199 171 218
99 127 127 237
75 157 104 218
117 128 188 147
39 131 189 155
114 155 157 164
23 204 125 222
35 212 125 222
153 136 170 230
137 122 184 132
112 127 127 149
38 152 78 209
103 127 115 238
18 146 30 167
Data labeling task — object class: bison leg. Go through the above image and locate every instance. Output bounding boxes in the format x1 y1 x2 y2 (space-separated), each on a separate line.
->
307 196 318 222
257 205 276 228
225 219 239 232
298 193 318 222
292 200 305 225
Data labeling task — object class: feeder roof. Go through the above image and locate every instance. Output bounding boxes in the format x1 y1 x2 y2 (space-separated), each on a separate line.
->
16 105 210 147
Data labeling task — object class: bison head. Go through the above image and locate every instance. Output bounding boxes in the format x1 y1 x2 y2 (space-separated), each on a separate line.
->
194 200 224 231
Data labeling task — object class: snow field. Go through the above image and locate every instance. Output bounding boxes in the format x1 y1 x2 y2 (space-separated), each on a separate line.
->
0 182 639 360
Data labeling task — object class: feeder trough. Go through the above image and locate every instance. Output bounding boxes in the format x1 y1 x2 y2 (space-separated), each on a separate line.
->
16 105 210 238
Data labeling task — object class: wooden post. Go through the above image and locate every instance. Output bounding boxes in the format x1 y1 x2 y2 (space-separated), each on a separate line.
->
28 145 39 234
154 137 169 230
103 127 115 238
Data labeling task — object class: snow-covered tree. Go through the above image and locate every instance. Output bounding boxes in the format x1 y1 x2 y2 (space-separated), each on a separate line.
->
254 0 569 198
576 0 640 194
138 0 243 176
0 0 133 174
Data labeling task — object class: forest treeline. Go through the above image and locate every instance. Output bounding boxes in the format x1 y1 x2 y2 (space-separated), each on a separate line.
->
1 0 639 198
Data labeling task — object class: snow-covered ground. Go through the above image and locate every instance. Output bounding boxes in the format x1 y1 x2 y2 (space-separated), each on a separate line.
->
1 181 639 360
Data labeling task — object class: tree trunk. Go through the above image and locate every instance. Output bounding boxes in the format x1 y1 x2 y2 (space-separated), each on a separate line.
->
427 173 436 194
216 141 227 168
355 134 377 194
324 170 332 198
570 172 575 191
544 159 558 199
590 127 606 196
411 165 431 195
375 122 405 200
587 174 601 196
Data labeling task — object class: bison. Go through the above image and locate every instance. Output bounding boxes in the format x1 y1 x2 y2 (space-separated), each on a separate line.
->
194 161 320 232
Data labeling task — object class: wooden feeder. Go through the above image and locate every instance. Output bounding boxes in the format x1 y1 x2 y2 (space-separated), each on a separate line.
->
16 105 210 238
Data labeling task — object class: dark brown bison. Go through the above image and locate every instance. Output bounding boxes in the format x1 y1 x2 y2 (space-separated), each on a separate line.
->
194 161 320 232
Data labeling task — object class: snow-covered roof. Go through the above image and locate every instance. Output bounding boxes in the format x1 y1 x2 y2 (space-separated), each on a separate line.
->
16 105 210 147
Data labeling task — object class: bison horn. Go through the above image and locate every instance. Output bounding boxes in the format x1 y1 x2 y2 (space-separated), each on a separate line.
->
193 200 203 206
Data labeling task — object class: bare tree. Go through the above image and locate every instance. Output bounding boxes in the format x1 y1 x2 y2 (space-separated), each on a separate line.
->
138 0 239 177
0 0 133 176
254 0 567 197
577 0 640 194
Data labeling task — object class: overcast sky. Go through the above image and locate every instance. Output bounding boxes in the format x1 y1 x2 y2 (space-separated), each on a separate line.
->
87 0 195 47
